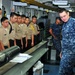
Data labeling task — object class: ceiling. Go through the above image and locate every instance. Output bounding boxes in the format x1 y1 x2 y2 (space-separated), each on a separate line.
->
35 0 75 12
13 0 75 12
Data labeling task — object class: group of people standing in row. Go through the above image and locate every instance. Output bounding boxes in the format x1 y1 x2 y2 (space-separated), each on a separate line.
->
0 8 40 53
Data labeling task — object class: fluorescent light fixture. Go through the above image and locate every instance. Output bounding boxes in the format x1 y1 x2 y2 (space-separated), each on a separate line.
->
68 9 72 12
52 1 68 5
49 10 53 12
66 8 73 12
58 4 70 8
39 7 43 11
29 5 38 9
13 1 27 6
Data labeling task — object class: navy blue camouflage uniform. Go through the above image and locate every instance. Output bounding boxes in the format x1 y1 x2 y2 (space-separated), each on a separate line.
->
50 23 62 53
59 17 75 75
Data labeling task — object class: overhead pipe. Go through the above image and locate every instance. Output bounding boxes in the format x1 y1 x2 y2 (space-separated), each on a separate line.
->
20 0 61 12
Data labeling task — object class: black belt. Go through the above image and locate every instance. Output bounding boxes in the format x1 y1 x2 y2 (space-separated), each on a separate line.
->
4 46 8 49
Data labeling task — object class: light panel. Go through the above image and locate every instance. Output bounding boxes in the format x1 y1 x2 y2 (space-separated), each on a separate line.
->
29 5 38 9
13 1 27 6
39 7 43 11
58 4 70 8
52 1 68 5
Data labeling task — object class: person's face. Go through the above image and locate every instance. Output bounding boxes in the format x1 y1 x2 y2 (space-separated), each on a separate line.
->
59 11 70 22
0 10 2 15
17 16 22 24
22 17 25 23
2 19 9 28
56 19 61 25
0 10 2 18
32 17 37 24
25 18 30 25
11 15 17 23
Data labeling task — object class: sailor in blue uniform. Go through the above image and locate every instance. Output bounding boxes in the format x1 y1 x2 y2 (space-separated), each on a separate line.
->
49 17 62 60
59 8 75 75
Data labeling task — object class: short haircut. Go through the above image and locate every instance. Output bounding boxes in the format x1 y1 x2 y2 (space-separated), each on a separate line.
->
59 8 69 13
26 16 29 19
32 15 37 19
0 8 2 10
10 12 17 17
21 14 26 18
56 17 61 21
1 17 8 23
17 14 21 17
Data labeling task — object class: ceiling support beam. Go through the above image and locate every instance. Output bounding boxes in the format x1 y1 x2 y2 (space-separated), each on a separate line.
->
20 0 60 12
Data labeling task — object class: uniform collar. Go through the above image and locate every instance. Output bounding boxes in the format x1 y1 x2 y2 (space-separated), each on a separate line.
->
2 26 8 30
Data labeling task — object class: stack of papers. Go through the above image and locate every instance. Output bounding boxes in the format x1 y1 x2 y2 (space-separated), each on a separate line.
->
10 53 32 63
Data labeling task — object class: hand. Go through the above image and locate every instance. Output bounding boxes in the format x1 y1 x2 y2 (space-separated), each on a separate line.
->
25 43 27 47
59 52 62 58
14 43 16 46
1 48 5 51
54 36 58 40
21 43 23 49
31 42 34 46
38 31 40 34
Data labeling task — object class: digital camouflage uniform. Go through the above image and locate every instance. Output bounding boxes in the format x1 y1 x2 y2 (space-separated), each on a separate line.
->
59 17 75 75
50 23 62 52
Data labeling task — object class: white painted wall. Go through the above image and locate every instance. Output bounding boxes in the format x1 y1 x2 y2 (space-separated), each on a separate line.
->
0 0 2 9
2 0 11 16
48 12 59 24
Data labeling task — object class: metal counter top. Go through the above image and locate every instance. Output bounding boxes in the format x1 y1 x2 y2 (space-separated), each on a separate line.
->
0 41 48 75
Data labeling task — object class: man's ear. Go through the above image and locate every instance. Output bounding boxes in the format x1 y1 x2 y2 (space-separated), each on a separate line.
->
67 12 69 16
1 22 3 25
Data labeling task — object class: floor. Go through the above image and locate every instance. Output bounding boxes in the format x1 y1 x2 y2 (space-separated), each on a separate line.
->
43 49 60 75
33 47 75 75
43 49 75 75
43 64 59 75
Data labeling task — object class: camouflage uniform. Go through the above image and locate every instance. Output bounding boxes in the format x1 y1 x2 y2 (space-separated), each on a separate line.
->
50 23 62 52
59 17 75 75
